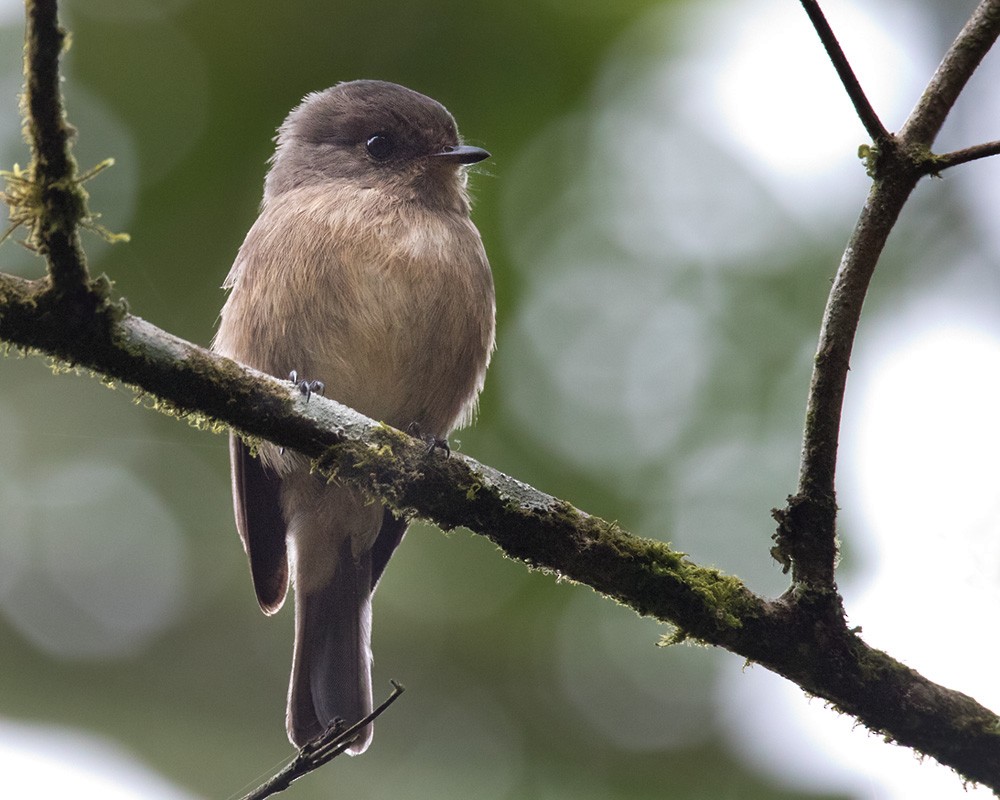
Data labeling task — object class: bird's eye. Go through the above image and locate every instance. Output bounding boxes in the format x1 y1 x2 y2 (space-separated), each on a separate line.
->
365 134 395 161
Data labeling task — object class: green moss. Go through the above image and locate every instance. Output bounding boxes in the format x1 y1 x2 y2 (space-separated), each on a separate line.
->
1 158 129 252
128 388 229 435
0 163 43 248
657 627 689 647
858 142 882 178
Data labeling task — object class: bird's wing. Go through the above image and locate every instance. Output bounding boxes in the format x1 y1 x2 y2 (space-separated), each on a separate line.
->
371 508 409 590
230 434 289 614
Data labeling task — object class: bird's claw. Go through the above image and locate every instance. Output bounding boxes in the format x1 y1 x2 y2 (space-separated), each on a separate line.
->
407 422 451 457
288 370 325 401
428 437 451 457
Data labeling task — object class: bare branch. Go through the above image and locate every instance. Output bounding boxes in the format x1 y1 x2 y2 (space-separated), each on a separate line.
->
901 0 1000 148
930 139 1000 172
240 683 405 800
780 0 1000 591
778 172 920 589
797 0 890 144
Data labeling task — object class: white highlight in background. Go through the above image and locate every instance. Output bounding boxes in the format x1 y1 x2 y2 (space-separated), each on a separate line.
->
845 320 1000 708
678 0 931 218
0 721 200 800
722 314 1000 799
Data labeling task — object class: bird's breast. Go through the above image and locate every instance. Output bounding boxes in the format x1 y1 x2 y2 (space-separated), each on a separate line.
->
219 185 495 439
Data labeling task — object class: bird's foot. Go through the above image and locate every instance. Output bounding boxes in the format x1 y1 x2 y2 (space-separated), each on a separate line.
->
406 422 451 456
288 370 325 401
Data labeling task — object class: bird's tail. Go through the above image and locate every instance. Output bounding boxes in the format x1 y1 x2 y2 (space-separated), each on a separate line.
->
287 540 374 754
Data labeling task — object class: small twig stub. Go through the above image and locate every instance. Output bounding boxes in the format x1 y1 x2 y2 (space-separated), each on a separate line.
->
239 682 405 800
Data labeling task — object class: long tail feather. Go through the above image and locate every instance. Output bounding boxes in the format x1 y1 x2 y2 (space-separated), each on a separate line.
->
287 540 374 754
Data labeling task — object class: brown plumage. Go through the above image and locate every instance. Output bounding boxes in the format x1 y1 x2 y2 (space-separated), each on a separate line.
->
213 80 495 753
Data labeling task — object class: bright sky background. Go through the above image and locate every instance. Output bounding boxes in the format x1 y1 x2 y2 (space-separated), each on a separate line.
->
0 720 200 800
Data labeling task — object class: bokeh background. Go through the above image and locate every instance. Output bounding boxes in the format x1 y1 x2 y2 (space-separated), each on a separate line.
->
1 0 999 798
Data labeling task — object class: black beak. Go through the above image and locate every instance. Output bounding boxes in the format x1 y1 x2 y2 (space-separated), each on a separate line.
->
431 144 491 164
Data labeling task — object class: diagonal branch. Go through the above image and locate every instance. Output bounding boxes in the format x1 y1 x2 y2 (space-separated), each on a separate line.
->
240 683 405 800
0 271 753 647
900 0 1000 148
798 0 890 144
1 267 1000 788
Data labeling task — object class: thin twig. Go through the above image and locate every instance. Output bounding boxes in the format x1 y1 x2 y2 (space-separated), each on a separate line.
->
930 139 1000 172
240 682 405 800
798 0 890 143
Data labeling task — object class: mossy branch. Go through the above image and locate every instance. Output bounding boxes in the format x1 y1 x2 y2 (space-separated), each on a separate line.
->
2 268 1000 787
4 0 1000 794
21 0 90 290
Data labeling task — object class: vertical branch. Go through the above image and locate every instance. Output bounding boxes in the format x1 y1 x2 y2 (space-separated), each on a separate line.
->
779 0 1000 591
23 0 90 290
780 170 920 590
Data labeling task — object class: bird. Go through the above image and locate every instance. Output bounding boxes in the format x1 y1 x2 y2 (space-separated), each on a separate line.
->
212 80 495 754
